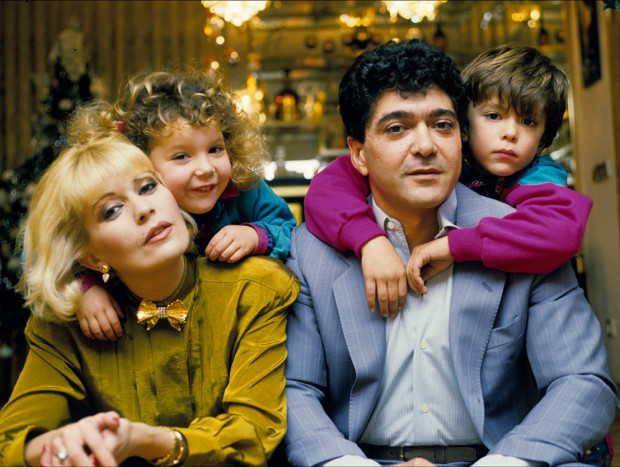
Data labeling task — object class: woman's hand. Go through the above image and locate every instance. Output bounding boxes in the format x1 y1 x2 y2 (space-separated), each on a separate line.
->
205 225 259 262
32 411 121 466
36 413 175 467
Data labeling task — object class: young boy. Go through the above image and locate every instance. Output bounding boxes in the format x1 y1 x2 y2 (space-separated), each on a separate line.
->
304 44 593 315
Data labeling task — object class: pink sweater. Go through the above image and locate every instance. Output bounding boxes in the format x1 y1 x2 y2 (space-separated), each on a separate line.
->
304 155 592 274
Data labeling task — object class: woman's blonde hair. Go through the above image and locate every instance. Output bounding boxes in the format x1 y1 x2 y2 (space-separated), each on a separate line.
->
18 101 196 322
115 67 267 190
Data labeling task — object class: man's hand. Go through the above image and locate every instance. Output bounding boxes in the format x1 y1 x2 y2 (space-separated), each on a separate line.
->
78 285 124 341
360 236 407 317
397 458 436 466
406 236 454 294
205 225 259 263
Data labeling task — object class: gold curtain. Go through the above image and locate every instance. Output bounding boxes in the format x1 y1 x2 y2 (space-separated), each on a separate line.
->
0 1 209 173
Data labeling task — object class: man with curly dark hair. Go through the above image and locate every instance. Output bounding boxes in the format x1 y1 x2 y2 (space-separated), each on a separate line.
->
282 39 617 466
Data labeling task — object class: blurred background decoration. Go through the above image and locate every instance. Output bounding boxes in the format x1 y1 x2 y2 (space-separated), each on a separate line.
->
201 1 270 27
0 21 104 402
382 1 446 22
0 0 572 357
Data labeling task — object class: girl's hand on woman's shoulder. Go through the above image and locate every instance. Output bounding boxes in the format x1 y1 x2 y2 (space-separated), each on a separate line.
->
205 224 259 263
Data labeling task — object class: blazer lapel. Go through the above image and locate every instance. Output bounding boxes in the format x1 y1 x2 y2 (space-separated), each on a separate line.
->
449 183 509 436
333 259 386 441
450 262 506 435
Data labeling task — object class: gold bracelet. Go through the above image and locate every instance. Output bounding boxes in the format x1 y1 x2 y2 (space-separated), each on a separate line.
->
169 430 187 466
153 428 186 466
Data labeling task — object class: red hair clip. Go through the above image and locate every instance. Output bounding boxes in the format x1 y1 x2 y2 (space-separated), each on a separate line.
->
116 121 125 133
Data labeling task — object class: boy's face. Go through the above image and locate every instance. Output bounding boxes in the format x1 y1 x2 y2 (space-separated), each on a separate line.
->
148 120 232 215
465 94 546 178
348 87 462 222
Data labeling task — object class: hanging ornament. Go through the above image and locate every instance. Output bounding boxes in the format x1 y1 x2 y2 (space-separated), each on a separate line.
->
248 53 262 73
204 12 225 38
201 1 269 28
383 1 446 23
342 27 378 52
433 23 446 51
538 18 549 46
322 39 336 54
225 47 239 65
304 36 318 49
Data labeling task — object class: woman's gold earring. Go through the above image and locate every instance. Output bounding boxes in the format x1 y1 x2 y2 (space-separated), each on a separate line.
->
101 264 110 283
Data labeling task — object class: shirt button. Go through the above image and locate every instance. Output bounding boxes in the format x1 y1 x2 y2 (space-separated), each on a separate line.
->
422 404 430 413
386 221 396 230
420 340 428 350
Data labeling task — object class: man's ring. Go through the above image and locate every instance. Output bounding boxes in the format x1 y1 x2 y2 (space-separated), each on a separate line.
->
57 447 68 461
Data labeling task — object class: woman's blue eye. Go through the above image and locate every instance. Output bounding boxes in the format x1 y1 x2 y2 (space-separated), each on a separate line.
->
102 205 121 220
139 181 157 195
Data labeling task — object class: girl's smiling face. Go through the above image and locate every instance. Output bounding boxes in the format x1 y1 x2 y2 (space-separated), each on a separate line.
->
148 120 232 215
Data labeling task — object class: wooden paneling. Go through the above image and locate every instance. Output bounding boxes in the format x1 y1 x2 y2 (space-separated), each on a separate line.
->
0 0 569 174
0 0 209 173
2 2 18 173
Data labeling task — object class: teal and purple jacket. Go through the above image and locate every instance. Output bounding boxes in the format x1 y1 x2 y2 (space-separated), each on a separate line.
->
193 179 296 261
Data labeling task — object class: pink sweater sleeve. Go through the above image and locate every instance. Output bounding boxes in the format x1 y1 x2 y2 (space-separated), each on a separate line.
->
448 182 593 273
304 155 386 257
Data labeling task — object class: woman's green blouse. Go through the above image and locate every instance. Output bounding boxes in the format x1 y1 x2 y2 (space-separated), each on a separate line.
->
0 255 299 466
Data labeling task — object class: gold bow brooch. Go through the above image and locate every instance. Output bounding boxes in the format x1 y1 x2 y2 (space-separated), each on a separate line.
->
136 299 187 331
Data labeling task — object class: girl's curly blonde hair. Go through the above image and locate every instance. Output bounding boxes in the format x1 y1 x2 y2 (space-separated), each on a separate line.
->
114 67 268 191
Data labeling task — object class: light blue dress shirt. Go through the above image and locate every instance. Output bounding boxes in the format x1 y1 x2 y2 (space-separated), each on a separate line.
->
359 190 481 447
324 189 546 467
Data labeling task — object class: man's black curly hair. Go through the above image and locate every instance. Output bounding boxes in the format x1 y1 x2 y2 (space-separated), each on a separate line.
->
339 39 467 143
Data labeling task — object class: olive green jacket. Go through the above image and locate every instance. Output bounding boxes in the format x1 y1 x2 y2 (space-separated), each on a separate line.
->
0 255 299 466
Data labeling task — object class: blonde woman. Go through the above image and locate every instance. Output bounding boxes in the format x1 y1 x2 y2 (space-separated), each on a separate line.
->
0 105 298 466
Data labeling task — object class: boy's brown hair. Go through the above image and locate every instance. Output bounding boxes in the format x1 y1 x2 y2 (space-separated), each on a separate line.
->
461 44 568 149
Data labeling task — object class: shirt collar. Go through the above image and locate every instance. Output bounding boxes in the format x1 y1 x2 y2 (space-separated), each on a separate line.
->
370 189 458 240
220 184 240 200
116 254 198 311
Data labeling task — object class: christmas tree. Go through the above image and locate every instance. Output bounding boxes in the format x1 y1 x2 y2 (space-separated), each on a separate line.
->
0 22 104 359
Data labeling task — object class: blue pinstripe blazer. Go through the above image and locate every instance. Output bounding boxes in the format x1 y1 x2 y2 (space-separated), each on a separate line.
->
283 183 618 466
